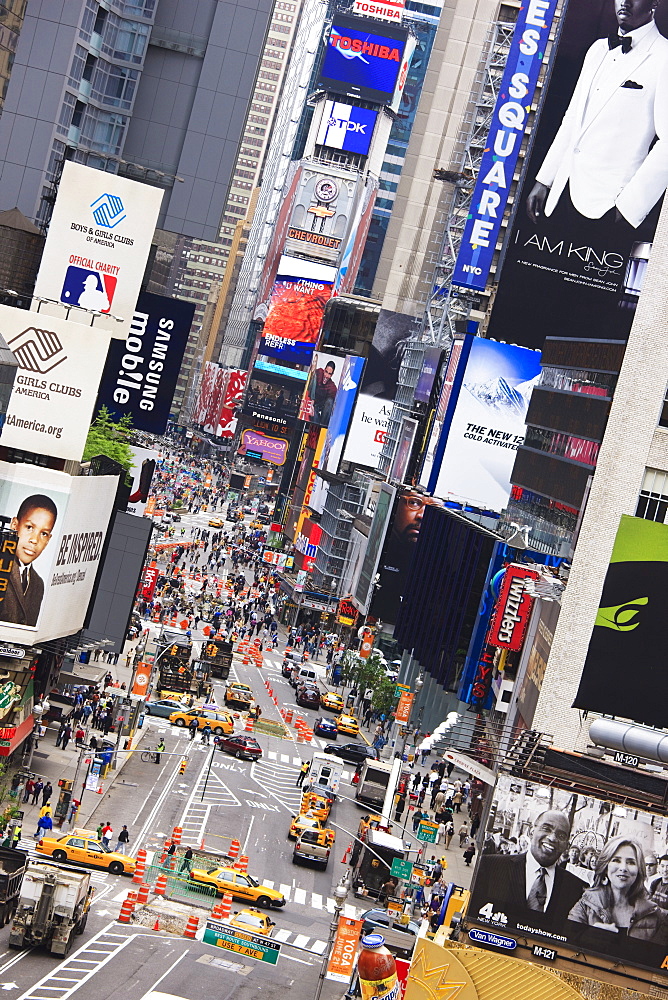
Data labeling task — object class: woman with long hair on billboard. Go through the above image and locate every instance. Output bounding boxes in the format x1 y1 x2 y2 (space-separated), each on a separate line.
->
568 836 668 944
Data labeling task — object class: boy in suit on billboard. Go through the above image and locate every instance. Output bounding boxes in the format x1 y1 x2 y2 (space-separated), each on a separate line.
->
0 494 57 627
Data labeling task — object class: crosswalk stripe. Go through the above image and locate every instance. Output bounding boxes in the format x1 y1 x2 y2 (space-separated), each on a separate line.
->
343 903 357 918
274 928 292 942
326 897 335 913
293 934 310 949
311 892 323 909
279 883 292 901
293 887 306 905
292 757 301 766
310 940 327 954
280 754 290 764
268 751 277 761
263 879 275 889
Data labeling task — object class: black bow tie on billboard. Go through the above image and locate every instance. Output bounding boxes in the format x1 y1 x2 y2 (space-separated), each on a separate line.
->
609 33 632 52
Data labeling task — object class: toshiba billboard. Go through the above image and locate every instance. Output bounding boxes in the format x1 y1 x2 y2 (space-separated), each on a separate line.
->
319 15 408 105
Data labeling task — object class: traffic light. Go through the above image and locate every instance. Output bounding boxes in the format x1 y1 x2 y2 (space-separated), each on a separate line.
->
179 758 187 775
170 645 179 656
206 643 217 659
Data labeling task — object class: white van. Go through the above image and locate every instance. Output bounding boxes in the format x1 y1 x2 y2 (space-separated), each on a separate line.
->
291 665 318 688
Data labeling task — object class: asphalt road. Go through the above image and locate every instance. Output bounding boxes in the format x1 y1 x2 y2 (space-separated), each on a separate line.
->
0 646 383 1000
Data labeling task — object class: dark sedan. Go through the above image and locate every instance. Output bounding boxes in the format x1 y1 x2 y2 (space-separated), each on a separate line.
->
216 734 262 760
314 716 338 739
323 742 379 765
296 685 320 709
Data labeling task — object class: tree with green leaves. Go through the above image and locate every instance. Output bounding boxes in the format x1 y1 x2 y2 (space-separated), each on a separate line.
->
82 407 134 472
341 648 398 717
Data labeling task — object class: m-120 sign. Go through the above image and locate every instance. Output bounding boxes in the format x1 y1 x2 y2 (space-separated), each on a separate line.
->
487 565 539 651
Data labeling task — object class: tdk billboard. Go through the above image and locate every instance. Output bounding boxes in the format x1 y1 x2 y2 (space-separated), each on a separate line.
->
319 14 408 105
316 101 378 156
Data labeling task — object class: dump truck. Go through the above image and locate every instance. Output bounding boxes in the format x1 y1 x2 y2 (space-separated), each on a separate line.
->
225 682 253 710
9 862 93 954
0 846 28 927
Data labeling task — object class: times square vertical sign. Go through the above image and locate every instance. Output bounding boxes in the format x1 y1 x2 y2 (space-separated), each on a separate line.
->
452 0 558 291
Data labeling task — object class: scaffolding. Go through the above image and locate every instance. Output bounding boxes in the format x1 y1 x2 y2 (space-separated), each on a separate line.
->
378 17 516 475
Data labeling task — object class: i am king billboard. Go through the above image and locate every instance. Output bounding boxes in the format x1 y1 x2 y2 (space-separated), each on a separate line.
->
319 14 408 105
317 101 377 156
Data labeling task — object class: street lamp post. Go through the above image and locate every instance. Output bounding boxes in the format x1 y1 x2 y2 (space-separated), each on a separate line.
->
314 873 350 1000
396 673 423 761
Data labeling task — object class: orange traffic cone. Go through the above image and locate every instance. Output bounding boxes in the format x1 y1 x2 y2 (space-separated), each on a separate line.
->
132 848 147 884
137 883 150 905
245 716 254 732
183 914 199 939
228 839 240 859
153 918 160 931
118 896 134 923
341 843 352 864
153 873 168 896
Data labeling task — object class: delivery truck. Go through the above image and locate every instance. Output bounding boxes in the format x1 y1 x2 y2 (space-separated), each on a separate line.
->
352 828 406 899
9 862 93 955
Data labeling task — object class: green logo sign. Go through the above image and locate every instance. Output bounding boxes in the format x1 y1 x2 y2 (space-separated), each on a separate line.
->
203 920 281 965
595 596 648 631
395 684 410 697
390 858 413 880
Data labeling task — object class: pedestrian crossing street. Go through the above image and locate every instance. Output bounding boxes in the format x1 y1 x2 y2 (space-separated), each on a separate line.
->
17 839 111 884
263 749 353 781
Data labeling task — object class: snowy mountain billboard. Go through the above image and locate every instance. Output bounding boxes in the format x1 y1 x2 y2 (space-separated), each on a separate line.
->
421 337 541 512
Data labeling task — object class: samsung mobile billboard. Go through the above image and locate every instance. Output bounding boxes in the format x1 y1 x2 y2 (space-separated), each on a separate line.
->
470 773 668 976
95 292 194 434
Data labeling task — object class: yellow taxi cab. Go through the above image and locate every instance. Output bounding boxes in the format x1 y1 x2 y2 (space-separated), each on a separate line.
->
36 829 136 876
227 908 275 936
320 691 344 713
299 790 333 821
208 518 224 528
188 866 286 908
249 520 265 530
336 713 360 736
169 707 233 735
288 811 325 840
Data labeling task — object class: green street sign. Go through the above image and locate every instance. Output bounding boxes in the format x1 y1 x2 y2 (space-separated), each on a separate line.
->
395 683 410 697
390 858 413 880
417 820 439 843
203 920 281 965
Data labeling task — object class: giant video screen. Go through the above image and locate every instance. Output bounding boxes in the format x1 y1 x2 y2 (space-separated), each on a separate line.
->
469 774 668 975
319 14 408 105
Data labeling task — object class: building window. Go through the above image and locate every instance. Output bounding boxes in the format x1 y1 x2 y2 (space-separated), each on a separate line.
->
659 384 668 429
637 468 668 522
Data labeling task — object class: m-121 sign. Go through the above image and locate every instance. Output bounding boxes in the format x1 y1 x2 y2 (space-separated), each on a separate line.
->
487 565 539 651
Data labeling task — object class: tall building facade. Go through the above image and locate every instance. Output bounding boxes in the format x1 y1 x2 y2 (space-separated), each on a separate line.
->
0 0 273 236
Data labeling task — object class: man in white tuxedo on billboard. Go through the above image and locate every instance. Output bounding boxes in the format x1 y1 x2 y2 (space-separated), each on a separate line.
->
527 0 668 231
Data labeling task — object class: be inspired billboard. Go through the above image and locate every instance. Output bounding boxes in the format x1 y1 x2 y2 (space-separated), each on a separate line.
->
486 1 668 350
33 162 163 337
452 0 558 291
260 256 337 366
574 515 668 729
319 14 408 105
0 305 111 462
95 292 194 434
426 337 541 512
0 463 116 644
469 773 668 976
